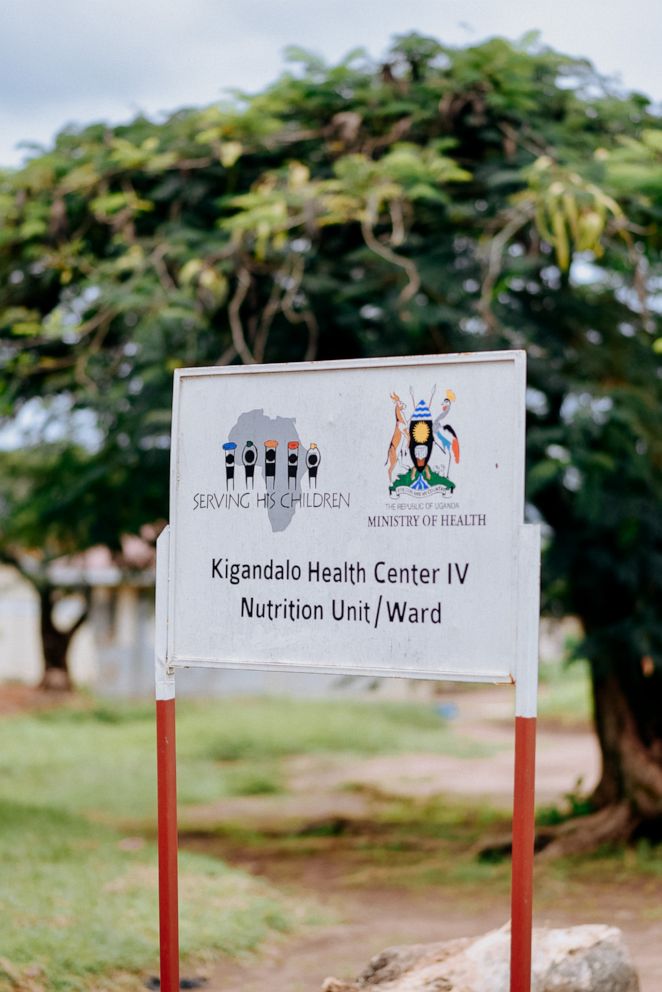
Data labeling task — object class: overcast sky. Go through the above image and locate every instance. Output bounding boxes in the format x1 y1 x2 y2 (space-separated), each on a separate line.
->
1 0 660 167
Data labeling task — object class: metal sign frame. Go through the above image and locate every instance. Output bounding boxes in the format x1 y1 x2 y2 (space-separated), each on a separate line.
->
155 351 541 992
165 351 531 683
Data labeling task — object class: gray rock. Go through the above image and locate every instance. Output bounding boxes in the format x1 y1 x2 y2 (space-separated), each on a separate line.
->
321 925 639 992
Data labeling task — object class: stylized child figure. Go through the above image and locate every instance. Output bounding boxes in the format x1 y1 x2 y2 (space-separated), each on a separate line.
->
306 443 321 487
287 442 300 488
222 442 237 489
264 439 278 488
242 441 257 487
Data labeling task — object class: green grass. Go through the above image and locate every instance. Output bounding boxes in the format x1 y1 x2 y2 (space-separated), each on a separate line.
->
547 839 662 882
0 800 295 992
0 695 487 989
6 686 643 990
176 695 490 762
0 697 490 822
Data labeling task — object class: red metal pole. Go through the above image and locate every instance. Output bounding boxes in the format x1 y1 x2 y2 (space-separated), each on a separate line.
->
510 714 537 992
156 698 180 992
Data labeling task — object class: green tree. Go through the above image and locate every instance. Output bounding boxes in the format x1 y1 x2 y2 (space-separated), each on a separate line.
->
0 34 660 846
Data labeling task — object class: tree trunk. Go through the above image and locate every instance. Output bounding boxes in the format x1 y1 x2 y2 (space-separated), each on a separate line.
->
37 585 90 692
590 663 662 821
541 658 662 857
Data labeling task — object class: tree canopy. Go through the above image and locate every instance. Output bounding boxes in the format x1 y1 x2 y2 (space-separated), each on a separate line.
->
1 33 661 842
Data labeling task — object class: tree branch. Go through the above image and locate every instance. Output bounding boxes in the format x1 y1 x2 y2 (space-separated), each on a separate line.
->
227 266 256 364
478 205 534 331
361 208 421 308
66 588 92 637
253 277 283 363
280 255 319 361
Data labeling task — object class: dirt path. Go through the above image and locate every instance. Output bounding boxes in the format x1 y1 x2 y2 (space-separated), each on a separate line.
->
176 690 660 992
199 879 661 992
200 888 508 992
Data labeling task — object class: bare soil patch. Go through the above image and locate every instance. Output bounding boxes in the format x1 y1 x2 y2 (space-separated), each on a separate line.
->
0 683 73 716
188 833 662 992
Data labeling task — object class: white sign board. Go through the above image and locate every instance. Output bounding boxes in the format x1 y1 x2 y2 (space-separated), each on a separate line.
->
166 352 532 683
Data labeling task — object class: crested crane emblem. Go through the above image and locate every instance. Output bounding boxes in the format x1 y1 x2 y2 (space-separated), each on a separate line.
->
387 386 460 497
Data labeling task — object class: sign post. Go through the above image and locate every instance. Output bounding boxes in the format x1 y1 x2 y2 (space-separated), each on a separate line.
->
155 351 540 992
511 524 541 992
155 526 179 992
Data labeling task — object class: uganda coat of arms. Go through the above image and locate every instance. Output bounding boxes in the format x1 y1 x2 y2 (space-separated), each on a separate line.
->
386 387 460 497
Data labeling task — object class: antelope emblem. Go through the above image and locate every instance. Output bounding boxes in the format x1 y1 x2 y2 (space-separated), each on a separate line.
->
386 392 409 482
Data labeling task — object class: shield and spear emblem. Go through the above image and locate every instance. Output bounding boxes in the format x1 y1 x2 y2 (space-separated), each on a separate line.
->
387 387 460 496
